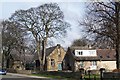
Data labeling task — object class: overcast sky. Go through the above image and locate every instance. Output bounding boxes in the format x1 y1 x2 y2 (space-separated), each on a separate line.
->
0 0 88 48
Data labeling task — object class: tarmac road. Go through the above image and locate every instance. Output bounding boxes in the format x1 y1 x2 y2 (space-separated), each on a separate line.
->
0 73 59 80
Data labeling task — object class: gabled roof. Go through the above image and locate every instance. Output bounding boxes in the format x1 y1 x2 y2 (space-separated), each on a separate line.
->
34 44 62 60
10 49 34 63
69 46 93 51
46 46 57 56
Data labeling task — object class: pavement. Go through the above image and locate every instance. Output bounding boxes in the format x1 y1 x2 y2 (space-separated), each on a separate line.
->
7 73 48 79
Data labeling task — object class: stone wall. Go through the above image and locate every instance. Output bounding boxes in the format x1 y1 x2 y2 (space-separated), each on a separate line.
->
74 60 116 72
16 70 32 74
97 61 116 71
7 68 32 74
103 72 120 78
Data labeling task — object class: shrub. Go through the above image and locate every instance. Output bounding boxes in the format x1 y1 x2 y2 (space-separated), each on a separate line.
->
112 69 120 72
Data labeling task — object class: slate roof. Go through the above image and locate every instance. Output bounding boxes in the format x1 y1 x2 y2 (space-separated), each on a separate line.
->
46 46 57 56
68 47 116 61
69 46 93 51
10 49 34 63
97 49 116 61
34 44 61 60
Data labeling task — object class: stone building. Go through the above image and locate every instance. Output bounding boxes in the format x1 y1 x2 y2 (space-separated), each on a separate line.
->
5 49 34 70
63 47 116 72
34 44 66 71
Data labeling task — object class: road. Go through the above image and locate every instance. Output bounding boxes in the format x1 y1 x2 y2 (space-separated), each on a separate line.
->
0 73 59 80
0 74 29 80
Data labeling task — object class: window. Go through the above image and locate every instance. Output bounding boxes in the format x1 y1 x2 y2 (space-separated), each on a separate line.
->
58 49 61 61
16 66 20 68
80 61 84 68
107 55 110 58
91 61 97 66
81 51 83 55
51 59 55 67
58 49 60 55
78 51 83 55
99 55 103 58
58 52 61 57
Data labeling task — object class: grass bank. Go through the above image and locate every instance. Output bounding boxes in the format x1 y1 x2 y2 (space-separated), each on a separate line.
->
32 71 100 80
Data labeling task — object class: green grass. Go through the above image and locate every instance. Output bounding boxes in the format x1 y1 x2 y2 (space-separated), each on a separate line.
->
32 73 66 79
31 72 120 80
31 71 100 80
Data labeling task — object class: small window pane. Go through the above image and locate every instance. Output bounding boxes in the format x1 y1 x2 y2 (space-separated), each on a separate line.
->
51 59 55 67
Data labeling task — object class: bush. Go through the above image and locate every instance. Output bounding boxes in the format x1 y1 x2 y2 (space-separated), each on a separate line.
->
112 69 120 72
7 68 17 73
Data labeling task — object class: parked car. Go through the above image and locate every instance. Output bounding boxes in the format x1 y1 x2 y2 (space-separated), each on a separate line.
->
0 69 6 75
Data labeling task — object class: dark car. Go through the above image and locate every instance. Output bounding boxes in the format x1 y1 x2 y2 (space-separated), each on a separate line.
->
0 69 6 75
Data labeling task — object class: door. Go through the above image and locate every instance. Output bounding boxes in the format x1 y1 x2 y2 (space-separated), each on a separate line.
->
58 63 62 70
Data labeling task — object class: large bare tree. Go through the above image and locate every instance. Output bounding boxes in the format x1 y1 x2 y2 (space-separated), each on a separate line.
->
10 3 70 71
81 1 120 69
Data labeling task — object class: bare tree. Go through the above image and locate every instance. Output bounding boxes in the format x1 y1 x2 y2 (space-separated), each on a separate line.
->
81 1 120 69
2 20 26 68
71 38 88 47
10 3 70 71
37 3 70 70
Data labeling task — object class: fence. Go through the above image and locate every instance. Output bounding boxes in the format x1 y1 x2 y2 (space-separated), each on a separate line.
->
79 68 120 80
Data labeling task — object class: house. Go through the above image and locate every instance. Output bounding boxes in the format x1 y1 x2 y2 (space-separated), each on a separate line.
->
34 44 66 71
5 49 34 70
63 46 116 72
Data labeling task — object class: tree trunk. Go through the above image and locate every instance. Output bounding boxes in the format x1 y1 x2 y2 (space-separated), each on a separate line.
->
115 2 120 69
116 44 120 69
42 25 49 71
36 41 43 71
42 38 47 71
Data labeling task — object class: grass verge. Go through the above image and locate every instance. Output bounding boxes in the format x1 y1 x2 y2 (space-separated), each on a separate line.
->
31 71 100 80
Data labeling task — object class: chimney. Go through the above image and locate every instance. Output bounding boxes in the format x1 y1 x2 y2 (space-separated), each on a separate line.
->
88 45 92 49
57 44 61 48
